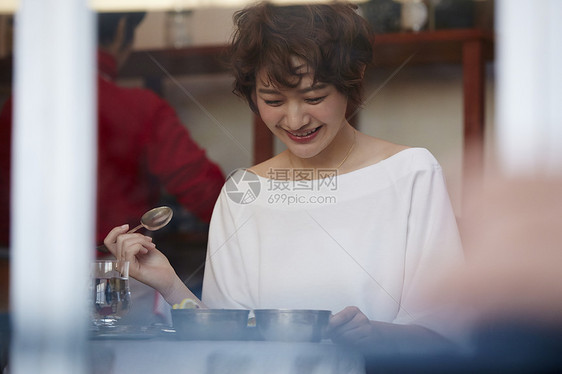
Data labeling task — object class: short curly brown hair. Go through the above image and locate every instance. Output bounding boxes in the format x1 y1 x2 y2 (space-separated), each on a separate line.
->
228 2 374 113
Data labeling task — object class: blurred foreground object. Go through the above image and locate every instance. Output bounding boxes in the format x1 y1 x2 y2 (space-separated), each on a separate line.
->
426 175 562 373
447 176 562 324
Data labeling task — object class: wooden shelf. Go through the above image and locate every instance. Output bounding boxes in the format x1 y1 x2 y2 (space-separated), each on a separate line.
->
117 29 493 77
120 45 229 78
373 29 493 66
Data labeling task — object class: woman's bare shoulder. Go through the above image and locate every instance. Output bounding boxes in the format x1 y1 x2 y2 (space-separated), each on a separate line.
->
354 133 410 168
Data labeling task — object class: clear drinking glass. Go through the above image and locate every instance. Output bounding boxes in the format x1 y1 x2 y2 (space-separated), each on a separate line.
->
91 260 131 329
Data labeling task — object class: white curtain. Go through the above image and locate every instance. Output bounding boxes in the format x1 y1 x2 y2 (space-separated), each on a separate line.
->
10 0 96 373
496 0 562 176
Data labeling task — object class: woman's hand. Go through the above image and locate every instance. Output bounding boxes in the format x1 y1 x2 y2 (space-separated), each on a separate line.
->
327 306 378 346
103 224 205 307
103 224 176 297
328 306 455 356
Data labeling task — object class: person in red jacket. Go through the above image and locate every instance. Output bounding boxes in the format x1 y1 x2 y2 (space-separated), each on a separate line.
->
0 12 225 249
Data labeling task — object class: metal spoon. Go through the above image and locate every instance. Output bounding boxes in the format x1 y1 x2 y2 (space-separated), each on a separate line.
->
97 206 173 253
128 206 173 233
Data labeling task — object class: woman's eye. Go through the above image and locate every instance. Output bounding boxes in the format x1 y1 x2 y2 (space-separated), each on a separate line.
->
306 96 326 104
264 99 282 106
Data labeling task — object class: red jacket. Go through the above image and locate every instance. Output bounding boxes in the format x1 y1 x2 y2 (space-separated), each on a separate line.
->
0 51 224 246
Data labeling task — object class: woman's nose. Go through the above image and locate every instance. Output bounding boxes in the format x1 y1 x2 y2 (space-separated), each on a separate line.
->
284 103 309 130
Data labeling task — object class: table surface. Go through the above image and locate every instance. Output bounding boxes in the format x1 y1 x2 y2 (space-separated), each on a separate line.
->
89 336 366 374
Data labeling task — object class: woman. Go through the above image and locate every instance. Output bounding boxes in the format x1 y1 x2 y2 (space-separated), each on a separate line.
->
105 2 463 352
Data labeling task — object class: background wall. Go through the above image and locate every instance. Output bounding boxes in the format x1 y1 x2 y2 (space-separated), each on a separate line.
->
127 8 496 217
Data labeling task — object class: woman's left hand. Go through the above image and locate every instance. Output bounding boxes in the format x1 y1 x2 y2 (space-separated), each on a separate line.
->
327 306 455 354
326 306 378 345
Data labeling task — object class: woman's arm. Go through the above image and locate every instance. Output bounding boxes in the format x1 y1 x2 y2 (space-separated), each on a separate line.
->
326 153 463 354
201 178 255 309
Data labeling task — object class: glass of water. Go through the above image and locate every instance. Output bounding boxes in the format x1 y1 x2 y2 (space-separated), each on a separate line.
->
91 259 131 329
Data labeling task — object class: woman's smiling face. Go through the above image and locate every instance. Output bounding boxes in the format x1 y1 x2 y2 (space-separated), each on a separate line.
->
255 65 350 161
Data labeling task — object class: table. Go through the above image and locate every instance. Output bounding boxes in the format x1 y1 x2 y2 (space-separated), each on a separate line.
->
89 338 366 374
